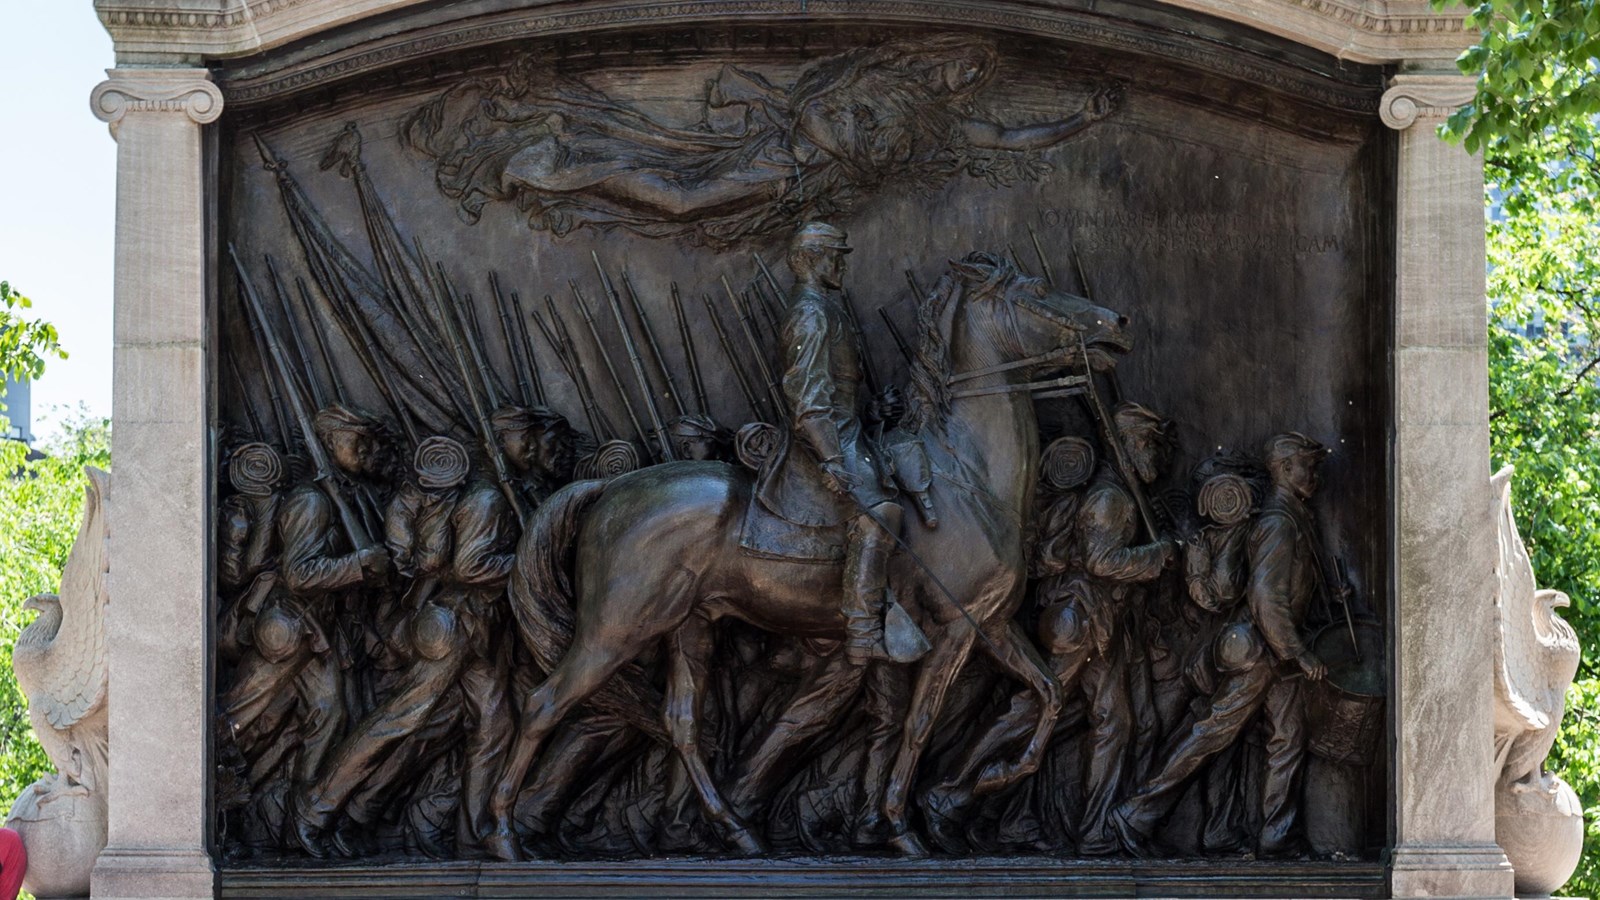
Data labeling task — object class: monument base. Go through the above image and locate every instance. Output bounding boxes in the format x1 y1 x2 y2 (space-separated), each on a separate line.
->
1389 843 1515 899
219 857 1385 898
91 847 216 900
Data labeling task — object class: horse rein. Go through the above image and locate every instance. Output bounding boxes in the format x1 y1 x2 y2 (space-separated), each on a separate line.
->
944 280 1089 400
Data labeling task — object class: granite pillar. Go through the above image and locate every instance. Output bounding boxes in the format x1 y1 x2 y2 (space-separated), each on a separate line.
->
1383 72 1516 900
88 68 220 900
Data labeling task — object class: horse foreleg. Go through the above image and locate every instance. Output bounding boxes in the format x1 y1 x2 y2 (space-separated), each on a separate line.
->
485 637 638 861
968 619 1063 797
665 613 765 855
882 621 977 855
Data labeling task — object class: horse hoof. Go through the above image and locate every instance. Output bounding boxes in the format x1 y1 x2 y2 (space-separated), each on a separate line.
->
483 828 523 862
888 829 929 857
727 827 767 857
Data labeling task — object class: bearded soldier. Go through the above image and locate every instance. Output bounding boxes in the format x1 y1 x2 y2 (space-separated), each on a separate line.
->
1110 432 1332 857
756 222 900 665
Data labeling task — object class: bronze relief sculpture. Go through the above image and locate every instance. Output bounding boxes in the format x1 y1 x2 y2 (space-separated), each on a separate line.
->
213 24 1389 875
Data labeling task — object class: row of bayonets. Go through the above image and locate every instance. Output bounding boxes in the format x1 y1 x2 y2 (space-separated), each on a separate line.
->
227 225 1072 549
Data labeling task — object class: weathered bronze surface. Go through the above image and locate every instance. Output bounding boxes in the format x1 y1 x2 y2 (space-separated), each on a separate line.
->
210 4 1391 886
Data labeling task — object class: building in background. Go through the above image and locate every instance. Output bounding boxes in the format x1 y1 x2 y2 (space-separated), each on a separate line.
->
4 375 33 444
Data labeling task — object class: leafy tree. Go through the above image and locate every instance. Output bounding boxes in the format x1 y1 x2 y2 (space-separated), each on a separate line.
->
0 412 111 806
0 282 66 402
1437 2 1600 897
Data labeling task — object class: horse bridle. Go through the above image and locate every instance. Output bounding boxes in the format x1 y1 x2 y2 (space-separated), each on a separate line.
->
945 280 1091 400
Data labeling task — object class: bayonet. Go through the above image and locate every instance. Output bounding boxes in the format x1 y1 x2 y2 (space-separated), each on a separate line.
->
490 272 537 407
699 290 766 422
621 269 687 418
671 283 709 414
1027 224 1057 287
592 254 674 461
295 277 348 401
510 291 546 405
430 263 531 526
571 280 649 451
533 298 609 439
231 244 374 549
722 275 787 418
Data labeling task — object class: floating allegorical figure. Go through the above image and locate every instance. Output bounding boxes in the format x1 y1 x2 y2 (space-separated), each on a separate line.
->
402 35 1121 247
6 468 109 899
1110 432 1335 858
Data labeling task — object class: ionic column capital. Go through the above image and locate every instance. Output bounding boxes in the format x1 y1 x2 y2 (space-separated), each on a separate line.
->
90 68 223 138
1380 73 1477 131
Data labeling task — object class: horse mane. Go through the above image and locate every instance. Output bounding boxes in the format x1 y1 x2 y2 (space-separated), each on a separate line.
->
904 252 1030 432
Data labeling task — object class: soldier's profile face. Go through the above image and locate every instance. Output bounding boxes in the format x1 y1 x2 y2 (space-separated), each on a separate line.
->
533 427 576 480
325 430 373 477
677 435 715 461
819 249 846 289
1284 453 1320 499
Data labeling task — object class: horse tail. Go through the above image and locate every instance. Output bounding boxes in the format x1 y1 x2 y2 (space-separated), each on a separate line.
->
510 479 668 744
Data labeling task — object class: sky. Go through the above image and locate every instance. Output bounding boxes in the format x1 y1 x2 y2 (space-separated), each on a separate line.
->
0 5 116 442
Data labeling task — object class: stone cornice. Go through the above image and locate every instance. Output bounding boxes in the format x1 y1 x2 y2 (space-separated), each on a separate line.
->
1379 73 1476 130
95 0 1473 65
90 68 224 138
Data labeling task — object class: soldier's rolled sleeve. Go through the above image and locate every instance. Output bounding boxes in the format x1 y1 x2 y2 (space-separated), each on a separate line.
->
279 489 365 593
1248 513 1308 662
1081 486 1165 583
452 487 517 586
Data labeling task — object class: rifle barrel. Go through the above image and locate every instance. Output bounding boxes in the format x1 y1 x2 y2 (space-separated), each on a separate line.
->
490 272 536 408
532 300 604 439
265 255 327 409
597 256 675 461
699 291 765 421
294 277 347 400
510 291 546 404
722 275 787 418
571 281 648 449
620 270 686 420
1027 224 1057 287
878 308 915 366
231 245 373 549
671 284 709 414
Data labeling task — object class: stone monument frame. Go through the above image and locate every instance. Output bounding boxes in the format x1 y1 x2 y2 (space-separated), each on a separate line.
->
88 1 1505 897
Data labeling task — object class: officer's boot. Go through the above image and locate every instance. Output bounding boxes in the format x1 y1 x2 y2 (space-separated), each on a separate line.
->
843 513 893 666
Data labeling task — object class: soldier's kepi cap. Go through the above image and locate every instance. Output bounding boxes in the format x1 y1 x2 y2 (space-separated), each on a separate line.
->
792 221 853 253
1263 431 1333 467
490 404 571 436
312 403 382 440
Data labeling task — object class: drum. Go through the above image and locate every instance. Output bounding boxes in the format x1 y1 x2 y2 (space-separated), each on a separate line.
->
1305 620 1385 766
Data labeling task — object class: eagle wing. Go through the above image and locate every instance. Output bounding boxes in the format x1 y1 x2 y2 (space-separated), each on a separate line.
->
35 467 110 735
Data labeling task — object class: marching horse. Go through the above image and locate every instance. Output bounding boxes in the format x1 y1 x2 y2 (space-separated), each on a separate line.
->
486 252 1132 859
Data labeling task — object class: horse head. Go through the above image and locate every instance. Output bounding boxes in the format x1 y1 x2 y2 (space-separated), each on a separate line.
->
947 250 1132 375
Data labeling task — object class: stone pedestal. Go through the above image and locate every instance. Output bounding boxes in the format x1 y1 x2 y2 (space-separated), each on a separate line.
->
1383 72 1516 899
88 68 219 900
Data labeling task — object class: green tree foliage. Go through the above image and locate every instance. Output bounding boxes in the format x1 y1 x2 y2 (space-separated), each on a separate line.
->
1439 2 1600 897
0 281 66 396
0 413 111 806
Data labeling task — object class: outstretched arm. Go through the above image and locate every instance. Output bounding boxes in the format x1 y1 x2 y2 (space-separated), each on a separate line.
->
961 84 1121 151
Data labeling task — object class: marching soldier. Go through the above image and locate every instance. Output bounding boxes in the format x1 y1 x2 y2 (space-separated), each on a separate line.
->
1110 432 1332 857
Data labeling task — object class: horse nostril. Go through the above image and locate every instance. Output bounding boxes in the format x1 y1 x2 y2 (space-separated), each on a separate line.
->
1117 315 1129 328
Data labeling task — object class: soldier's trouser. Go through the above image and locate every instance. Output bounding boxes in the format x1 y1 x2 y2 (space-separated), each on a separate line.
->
1077 648 1135 854
858 661 910 835
1116 659 1304 851
457 649 513 848
516 715 634 833
299 641 468 828
842 502 902 652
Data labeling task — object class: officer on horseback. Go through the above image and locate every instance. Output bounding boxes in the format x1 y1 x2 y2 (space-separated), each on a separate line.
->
756 221 902 665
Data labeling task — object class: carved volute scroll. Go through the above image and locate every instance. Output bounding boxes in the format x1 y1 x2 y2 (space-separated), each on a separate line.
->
207 4 1395 892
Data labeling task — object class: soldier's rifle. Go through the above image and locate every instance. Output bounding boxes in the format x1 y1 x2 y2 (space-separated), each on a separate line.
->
428 263 531 527
699 290 766 422
490 272 537 408
241 263 295 452
265 255 328 409
671 284 710 414
878 307 916 367
570 279 650 453
532 299 608 439
231 244 375 550
1077 333 1163 545
225 352 268 441
1027 224 1057 287
722 274 788 419
510 291 547 405
295 277 348 401
591 255 674 461
620 269 687 419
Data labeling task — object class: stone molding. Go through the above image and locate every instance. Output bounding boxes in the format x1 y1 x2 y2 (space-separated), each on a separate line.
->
95 0 1472 64
1379 73 1477 130
89 68 223 137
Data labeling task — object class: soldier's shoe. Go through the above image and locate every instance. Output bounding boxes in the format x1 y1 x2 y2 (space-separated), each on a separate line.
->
920 787 972 852
1105 806 1154 858
331 822 378 859
289 809 331 860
